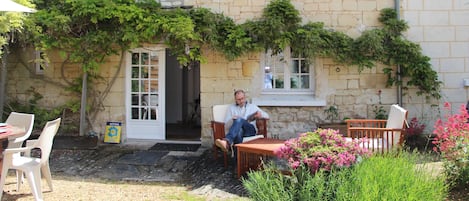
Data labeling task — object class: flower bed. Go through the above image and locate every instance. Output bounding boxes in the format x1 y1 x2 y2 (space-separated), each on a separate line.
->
274 128 371 173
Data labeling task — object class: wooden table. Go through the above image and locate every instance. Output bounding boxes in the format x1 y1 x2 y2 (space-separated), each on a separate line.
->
235 138 285 178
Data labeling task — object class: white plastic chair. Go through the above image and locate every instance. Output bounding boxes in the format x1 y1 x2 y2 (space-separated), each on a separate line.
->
5 112 35 149
0 118 61 201
142 94 158 119
5 112 35 191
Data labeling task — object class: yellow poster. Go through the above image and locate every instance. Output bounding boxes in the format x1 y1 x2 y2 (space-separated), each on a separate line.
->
104 122 121 143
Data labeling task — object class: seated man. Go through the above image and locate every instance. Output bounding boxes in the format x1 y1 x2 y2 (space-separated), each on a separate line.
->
215 89 269 153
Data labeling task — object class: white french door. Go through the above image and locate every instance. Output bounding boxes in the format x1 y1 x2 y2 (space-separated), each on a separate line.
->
125 47 165 139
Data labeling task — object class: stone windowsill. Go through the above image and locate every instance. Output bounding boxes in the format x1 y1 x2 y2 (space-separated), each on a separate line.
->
252 94 326 107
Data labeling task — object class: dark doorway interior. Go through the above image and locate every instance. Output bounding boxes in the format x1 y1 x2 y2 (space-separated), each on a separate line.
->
166 123 200 141
165 51 201 141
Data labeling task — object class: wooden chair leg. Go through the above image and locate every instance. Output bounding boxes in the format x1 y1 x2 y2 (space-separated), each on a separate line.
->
213 145 218 159
214 145 229 168
223 152 228 168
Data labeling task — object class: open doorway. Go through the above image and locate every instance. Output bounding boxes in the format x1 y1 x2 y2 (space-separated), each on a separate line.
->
165 50 201 141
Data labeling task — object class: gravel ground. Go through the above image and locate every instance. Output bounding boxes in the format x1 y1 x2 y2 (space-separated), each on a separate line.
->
0 147 249 201
183 150 249 199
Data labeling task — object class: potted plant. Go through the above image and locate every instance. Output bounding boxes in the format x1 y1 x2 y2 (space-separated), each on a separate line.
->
318 106 348 136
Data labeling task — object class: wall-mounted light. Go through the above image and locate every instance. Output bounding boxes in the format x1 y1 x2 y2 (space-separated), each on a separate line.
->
464 79 469 87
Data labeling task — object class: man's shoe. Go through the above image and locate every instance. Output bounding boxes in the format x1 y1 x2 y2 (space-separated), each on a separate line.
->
215 139 229 152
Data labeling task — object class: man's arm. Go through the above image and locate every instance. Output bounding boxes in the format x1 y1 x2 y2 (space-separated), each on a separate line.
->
246 104 269 121
246 111 258 122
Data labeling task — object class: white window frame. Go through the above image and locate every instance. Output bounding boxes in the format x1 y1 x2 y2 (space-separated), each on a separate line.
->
262 47 314 94
35 51 47 75
253 47 325 107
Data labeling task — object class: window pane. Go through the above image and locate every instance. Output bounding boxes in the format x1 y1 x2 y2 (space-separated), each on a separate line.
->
142 66 149 78
274 75 284 89
132 53 139 65
131 80 140 92
149 66 159 91
291 60 299 73
301 75 310 88
291 75 300 89
301 60 309 73
264 66 273 89
141 53 149 65
150 52 159 65
131 107 139 119
131 67 139 78
131 95 139 106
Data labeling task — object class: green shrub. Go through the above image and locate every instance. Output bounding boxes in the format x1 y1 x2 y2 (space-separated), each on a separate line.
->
336 152 448 201
242 162 295 201
243 152 448 201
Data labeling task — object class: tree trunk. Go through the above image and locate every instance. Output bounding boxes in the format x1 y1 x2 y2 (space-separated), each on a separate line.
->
0 45 9 121
79 71 88 136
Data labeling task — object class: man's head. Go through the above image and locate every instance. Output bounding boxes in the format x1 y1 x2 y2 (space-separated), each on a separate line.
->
234 89 246 107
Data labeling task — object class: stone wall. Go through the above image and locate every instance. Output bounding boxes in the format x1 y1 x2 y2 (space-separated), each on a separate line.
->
400 0 469 132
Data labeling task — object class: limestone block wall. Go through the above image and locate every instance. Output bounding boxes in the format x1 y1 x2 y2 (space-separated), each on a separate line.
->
400 0 469 132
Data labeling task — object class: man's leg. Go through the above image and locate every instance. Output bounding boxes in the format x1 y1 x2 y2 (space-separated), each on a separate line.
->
241 121 256 137
215 118 245 152
225 118 245 144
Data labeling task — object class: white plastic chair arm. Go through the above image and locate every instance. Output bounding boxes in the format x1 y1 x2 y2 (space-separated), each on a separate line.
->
25 139 39 148
23 139 40 157
3 147 33 158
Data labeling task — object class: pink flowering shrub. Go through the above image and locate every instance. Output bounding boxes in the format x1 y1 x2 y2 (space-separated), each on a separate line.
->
433 102 469 187
274 128 371 174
